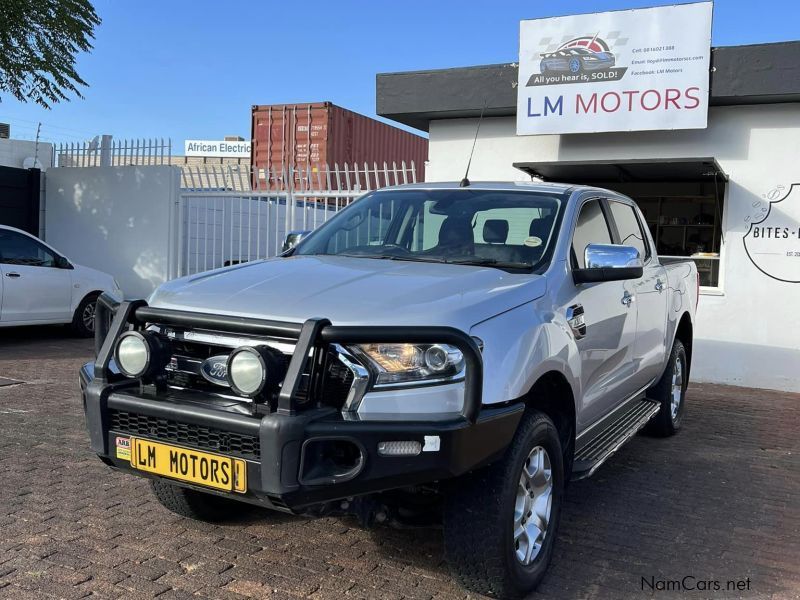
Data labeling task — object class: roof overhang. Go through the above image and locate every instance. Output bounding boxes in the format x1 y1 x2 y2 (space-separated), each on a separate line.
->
377 42 800 132
513 157 728 183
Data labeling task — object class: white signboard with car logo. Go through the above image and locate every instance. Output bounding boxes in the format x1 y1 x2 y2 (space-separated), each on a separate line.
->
517 2 713 135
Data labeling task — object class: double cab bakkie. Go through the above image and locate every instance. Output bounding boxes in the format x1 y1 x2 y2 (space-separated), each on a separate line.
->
81 182 697 598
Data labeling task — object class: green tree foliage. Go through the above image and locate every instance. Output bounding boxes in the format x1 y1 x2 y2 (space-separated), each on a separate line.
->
0 0 100 108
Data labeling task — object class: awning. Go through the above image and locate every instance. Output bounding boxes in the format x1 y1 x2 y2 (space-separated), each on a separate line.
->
513 157 728 183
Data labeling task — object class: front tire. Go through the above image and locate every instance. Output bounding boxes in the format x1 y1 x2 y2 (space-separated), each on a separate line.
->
443 410 564 599
71 292 99 338
150 480 243 522
644 339 688 437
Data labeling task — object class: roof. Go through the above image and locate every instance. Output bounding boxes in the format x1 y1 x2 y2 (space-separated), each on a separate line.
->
375 180 577 194
376 41 800 131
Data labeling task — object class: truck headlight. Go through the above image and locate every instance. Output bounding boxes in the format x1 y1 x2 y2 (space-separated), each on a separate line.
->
351 343 465 386
114 331 170 378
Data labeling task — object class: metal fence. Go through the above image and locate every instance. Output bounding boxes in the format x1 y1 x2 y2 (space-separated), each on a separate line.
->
54 138 172 167
177 162 417 277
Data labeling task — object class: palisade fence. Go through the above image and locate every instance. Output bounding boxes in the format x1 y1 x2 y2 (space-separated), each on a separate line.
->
178 162 417 277
52 139 418 278
54 138 172 167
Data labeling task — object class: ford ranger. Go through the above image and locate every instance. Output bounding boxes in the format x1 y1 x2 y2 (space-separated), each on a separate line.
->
80 182 698 598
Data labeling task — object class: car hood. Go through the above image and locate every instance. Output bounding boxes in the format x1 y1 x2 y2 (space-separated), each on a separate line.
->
148 255 547 331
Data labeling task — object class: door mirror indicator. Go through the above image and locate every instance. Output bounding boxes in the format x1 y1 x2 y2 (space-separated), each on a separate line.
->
573 244 643 284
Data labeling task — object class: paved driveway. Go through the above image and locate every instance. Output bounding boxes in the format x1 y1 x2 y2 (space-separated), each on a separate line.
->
0 328 798 599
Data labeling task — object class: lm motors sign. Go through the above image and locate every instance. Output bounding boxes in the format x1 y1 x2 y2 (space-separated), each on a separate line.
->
517 2 713 135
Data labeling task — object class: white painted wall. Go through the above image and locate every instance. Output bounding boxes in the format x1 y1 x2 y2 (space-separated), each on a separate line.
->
44 166 181 298
427 104 800 392
0 138 53 169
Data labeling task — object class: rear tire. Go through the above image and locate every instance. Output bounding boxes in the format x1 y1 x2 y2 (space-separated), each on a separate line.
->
71 293 99 338
443 410 563 599
644 339 687 437
150 480 243 522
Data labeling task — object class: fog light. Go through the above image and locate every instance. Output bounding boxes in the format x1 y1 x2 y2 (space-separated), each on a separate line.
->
227 345 288 399
114 330 170 379
377 440 422 457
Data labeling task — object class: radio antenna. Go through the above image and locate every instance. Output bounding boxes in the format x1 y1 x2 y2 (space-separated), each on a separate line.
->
460 100 487 188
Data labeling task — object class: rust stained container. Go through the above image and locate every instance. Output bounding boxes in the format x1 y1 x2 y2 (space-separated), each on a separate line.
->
251 102 428 186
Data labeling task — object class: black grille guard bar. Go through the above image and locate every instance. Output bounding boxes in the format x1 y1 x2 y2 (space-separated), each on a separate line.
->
93 295 483 423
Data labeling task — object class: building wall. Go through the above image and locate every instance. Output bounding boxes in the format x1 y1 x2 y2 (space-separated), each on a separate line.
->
0 139 53 169
426 103 800 392
44 166 181 299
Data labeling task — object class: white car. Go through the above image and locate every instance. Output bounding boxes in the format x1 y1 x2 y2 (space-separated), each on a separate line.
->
0 225 120 337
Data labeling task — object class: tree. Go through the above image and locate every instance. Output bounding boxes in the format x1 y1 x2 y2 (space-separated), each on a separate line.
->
0 0 100 108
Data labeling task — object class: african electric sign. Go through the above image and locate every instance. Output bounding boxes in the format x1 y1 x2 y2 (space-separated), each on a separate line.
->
517 2 713 135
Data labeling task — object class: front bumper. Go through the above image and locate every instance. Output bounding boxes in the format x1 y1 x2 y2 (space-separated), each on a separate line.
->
81 363 522 511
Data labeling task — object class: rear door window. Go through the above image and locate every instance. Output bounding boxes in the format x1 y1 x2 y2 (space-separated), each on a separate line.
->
608 201 649 260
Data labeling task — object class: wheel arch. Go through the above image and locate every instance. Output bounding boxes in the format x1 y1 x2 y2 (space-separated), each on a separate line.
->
674 311 694 380
520 370 576 477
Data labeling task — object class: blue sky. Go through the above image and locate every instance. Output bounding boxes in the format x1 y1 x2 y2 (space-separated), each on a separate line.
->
1 0 798 148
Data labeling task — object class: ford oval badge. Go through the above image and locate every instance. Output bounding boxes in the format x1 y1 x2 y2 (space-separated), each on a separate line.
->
200 355 229 387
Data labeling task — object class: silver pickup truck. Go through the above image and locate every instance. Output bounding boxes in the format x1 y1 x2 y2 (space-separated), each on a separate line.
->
81 181 697 598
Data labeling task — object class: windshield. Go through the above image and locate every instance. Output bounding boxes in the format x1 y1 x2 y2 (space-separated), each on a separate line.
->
294 188 564 271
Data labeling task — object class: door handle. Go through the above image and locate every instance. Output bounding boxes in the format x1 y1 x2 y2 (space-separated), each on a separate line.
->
566 304 586 339
4 272 21 278
621 291 634 307
655 279 665 292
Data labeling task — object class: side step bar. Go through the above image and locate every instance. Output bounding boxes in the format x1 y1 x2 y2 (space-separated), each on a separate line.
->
571 399 660 480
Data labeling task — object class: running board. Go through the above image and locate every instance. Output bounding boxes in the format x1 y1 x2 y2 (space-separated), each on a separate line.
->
571 399 660 480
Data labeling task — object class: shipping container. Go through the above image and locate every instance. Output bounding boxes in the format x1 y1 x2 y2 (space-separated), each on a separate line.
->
251 102 428 189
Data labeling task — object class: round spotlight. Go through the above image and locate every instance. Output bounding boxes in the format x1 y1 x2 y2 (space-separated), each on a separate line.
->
227 346 287 398
114 331 170 378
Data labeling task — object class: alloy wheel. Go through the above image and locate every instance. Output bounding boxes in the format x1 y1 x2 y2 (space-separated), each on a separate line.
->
513 445 553 565
82 302 96 332
670 354 684 420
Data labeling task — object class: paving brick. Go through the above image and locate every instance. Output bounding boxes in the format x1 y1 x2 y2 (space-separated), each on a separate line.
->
1 328 799 599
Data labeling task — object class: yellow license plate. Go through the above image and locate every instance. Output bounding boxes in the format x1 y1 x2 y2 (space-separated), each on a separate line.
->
129 437 247 493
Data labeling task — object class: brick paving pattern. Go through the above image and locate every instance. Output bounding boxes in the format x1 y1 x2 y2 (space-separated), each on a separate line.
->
0 327 798 599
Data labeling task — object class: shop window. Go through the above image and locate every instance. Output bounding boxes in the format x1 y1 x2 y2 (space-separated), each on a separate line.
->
634 194 723 287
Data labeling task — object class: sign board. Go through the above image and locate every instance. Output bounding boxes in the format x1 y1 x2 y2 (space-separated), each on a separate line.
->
517 2 713 135
184 140 251 158
744 184 800 283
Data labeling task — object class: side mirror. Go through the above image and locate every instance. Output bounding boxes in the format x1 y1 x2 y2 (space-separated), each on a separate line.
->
55 255 73 269
282 230 311 252
573 244 643 284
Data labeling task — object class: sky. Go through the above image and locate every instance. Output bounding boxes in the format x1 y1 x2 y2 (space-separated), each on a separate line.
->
1 0 799 149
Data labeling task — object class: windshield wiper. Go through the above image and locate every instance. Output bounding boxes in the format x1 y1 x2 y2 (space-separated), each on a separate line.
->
337 253 448 263
445 257 532 270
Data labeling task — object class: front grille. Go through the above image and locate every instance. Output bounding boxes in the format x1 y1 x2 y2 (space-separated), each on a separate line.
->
152 327 358 410
110 410 260 460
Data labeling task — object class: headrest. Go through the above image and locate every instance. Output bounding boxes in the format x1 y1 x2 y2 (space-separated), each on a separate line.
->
529 215 554 238
483 220 509 244
439 216 473 245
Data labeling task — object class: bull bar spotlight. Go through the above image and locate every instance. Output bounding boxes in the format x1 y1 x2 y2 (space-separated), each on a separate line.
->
227 345 287 399
113 330 171 379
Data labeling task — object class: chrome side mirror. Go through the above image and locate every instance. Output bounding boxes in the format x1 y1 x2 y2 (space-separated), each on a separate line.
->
282 230 311 253
573 244 643 284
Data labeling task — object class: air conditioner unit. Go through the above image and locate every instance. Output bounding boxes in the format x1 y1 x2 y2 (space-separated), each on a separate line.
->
0 123 10 139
